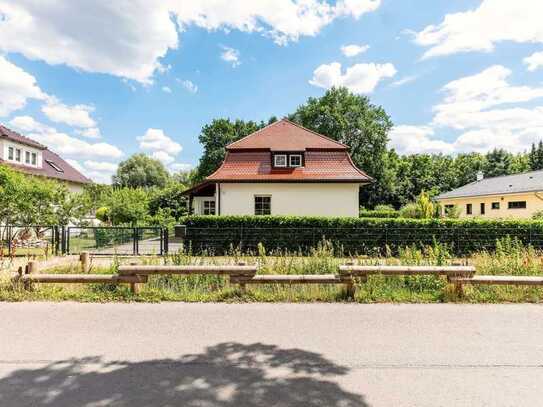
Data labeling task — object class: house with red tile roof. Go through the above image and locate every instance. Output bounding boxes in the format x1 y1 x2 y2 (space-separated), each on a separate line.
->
183 119 372 217
0 124 91 193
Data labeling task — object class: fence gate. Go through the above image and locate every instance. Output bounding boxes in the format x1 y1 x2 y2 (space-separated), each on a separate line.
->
66 227 168 256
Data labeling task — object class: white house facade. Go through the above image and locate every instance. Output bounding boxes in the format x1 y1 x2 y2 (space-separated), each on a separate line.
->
184 119 372 217
0 124 91 192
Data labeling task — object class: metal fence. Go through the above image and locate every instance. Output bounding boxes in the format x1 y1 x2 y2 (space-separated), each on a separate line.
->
0 225 61 257
183 225 543 256
66 227 169 256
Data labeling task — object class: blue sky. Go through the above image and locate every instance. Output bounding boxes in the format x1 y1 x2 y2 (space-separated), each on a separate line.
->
1 0 543 182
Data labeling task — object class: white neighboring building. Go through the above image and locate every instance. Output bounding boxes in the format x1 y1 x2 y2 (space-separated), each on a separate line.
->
0 124 91 193
184 119 372 217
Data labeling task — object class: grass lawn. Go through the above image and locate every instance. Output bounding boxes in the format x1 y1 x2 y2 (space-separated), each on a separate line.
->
2 237 543 303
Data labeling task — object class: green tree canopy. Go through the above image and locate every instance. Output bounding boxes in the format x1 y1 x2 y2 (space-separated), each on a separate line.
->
289 87 393 207
113 154 170 189
195 117 277 181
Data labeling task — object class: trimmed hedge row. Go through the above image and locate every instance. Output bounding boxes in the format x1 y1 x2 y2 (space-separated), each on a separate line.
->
181 215 543 256
359 209 400 218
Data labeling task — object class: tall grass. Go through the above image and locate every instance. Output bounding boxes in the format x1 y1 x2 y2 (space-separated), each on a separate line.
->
1 237 543 303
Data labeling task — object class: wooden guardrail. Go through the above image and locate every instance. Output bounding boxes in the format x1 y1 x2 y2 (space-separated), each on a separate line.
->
338 265 476 277
11 255 543 298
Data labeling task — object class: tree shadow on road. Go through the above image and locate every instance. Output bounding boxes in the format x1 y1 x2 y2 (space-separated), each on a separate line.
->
0 342 367 406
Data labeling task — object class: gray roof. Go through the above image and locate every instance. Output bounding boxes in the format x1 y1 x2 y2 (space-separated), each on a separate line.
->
436 170 543 200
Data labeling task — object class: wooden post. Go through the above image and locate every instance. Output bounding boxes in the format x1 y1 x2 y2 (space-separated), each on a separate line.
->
80 251 90 273
129 262 140 295
454 281 464 298
344 261 356 299
237 261 247 293
24 260 38 290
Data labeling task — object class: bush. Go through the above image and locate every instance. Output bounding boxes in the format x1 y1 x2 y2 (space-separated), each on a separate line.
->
359 208 400 218
181 215 543 256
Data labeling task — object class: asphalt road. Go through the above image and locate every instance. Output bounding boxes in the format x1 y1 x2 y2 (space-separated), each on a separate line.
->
1 302 542 406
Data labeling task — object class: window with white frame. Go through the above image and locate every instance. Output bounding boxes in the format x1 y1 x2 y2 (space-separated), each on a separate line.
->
8 147 13 160
15 148 21 162
25 151 30 164
31 152 37 165
203 200 215 215
289 154 302 167
255 195 271 215
274 154 287 167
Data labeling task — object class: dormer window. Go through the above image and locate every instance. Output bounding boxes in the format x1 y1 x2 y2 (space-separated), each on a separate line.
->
289 154 302 167
274 154 287 167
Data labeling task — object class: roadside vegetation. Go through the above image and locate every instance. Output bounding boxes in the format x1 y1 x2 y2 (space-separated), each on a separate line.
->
2 237 543 304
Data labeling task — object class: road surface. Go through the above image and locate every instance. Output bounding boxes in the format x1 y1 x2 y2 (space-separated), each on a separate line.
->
0 302 542 406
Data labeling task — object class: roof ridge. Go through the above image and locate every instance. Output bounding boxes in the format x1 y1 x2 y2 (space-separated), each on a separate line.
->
475 168 543 182
226 118 348 150
280 118 348 148
0 124 48 150
226 119 284 149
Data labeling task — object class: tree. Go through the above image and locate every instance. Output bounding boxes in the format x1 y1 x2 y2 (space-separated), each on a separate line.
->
149 182 188 220
173 169 199 188
101 188 150 226
484 149 512 178
195 118 271 181
529 141 543 170
113 154 170 188
289 87 393 207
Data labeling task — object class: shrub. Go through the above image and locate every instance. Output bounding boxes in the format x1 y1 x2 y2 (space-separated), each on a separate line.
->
359 208 400 218
181 215 543 256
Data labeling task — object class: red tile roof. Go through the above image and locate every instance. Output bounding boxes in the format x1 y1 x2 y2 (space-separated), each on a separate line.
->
0 124 91 185
0 124 47 149
227 119 348 151
206 150 372 182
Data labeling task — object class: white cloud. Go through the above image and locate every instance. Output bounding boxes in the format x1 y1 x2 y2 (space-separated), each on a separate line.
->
0 1 177 84
137 128 182 155
389 125 455 155
76 127 101 139
390 75 417 87
309 62 396 93
161 86 172 93
340 44 369 57
170 162 194 172
41 98 97 128
432 65 543 130
150 150 175 165
415 0 543 58
8 115 48 132
178 79 198 93
0 56 45 116
0 1 381 84
174 0 380 46
524 51 543 72
83 160 118 172
392 65 543 155
67 159 116 184
9 116 123 159
220 46 240 67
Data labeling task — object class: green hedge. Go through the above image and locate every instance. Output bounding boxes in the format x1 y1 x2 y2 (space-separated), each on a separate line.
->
359 209 400 218
181 215 543 256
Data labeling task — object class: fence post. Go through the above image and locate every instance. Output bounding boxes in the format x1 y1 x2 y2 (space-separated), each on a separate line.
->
54 226 60 256
133 228 138 255
7 225 12 256
163 228 169 255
